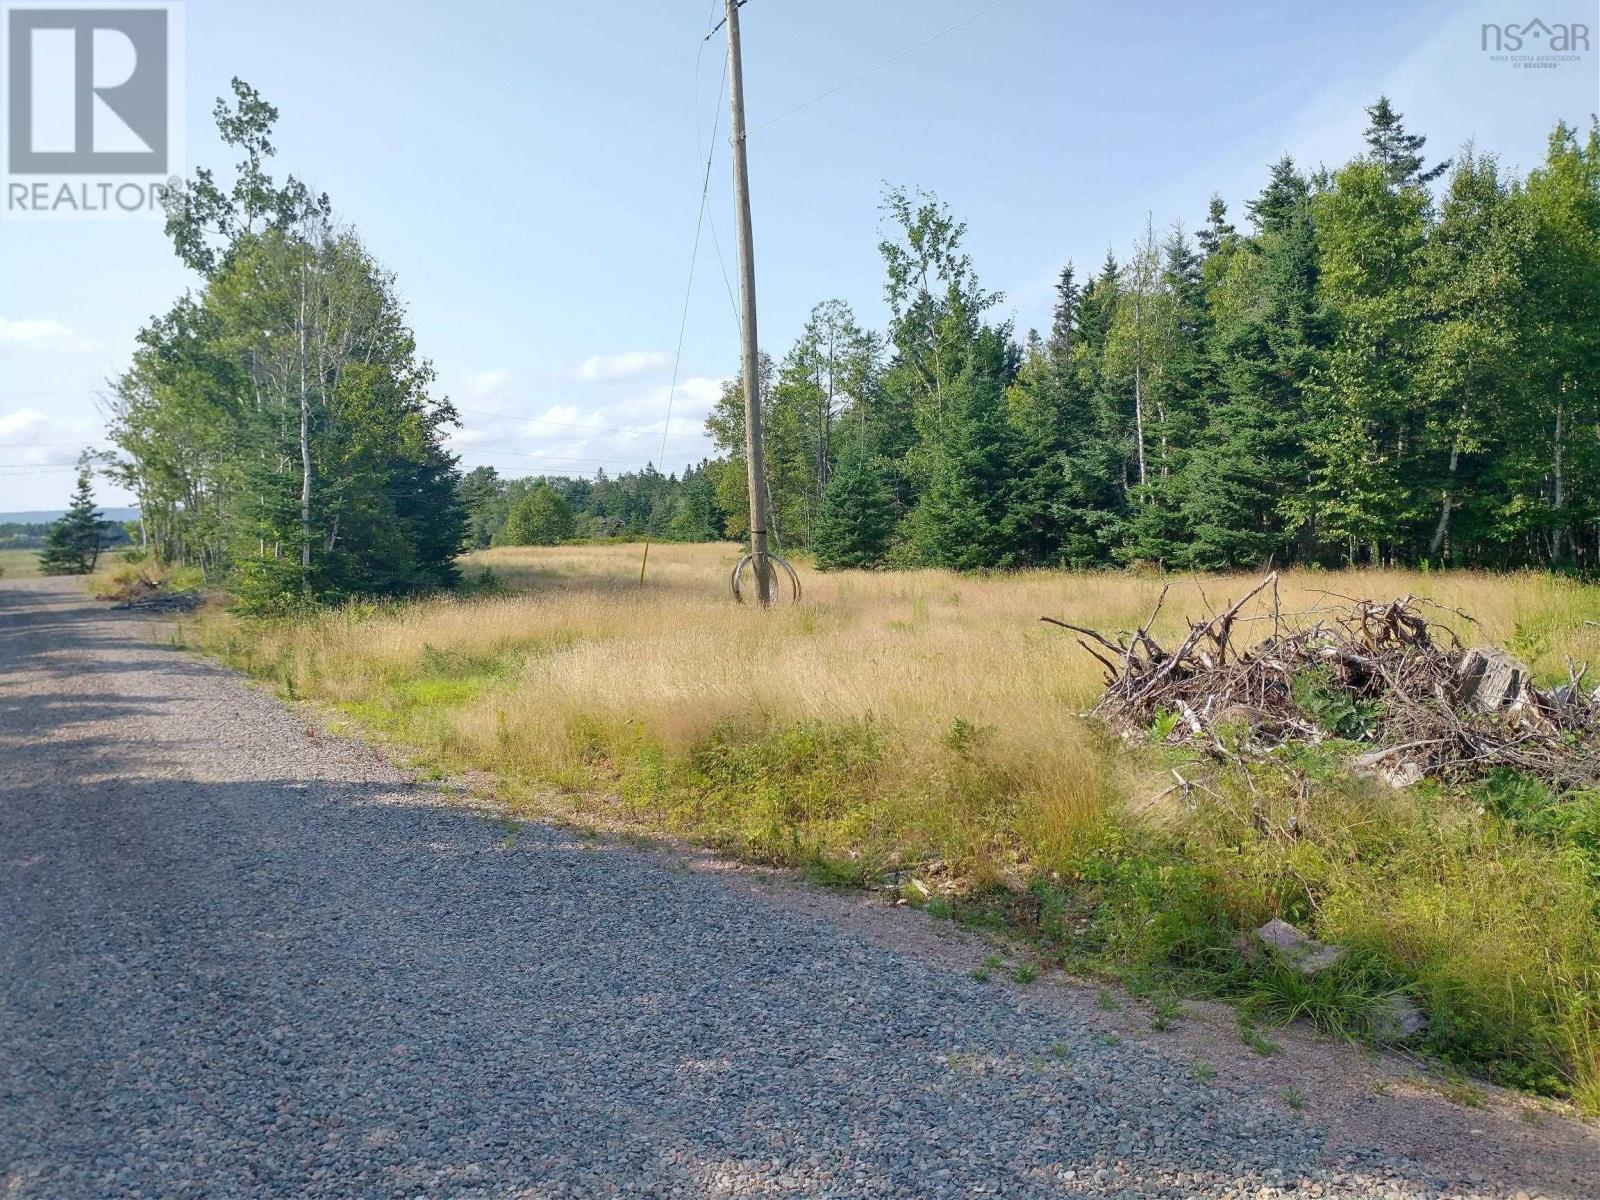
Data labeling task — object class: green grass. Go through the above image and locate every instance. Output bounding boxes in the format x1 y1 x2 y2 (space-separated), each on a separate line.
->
0 548 42 578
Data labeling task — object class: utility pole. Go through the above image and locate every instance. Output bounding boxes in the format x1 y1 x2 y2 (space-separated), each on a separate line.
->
725 0 775 606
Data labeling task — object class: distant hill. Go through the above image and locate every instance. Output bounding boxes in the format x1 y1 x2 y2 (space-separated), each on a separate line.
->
0 507 140 524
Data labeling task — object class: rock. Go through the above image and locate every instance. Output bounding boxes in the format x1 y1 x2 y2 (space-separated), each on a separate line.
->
1256 919 1347 975
1352 750 1425 790
1369 994 1427 1044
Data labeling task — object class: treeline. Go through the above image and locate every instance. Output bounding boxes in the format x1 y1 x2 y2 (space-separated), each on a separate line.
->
109 81 463 611
459 462 727 548
113 85 1600 598
706 100 1600 571
1 520 129 551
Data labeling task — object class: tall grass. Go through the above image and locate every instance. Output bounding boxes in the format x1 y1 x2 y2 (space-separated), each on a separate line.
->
191 542 1600 1110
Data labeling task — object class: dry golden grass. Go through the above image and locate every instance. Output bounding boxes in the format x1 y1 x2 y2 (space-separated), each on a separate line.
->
440 544 1600 812
194 542 1600 1107
230 543 1600 860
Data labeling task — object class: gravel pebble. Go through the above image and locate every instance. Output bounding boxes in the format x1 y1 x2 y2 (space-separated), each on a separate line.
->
0 578 1539 1197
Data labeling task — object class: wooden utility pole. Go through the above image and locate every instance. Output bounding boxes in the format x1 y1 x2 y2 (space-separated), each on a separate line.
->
725 0 775 605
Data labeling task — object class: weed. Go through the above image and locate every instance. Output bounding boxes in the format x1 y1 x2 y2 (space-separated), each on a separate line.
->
1238 1020 1281 1057
1048 1042 1071 1060
1190 1060 1218 1084
1097 987 1120 1012
1014 962 1041 985
1150 708 1181 742
1291 666 1381 740
1282 1086 1305 1111
1149 993 1183 1032
1435 1075 1488 1109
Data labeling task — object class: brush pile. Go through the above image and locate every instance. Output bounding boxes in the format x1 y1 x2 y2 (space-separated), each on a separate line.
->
1043 573 1600 789
100 572 204 614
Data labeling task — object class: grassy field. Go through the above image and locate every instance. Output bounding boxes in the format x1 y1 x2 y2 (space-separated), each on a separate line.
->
0 548 42 578
188 542 1600 1111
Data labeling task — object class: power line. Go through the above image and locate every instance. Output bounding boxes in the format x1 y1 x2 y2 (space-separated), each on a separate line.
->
453 404 707 439
457 447 668 468
655 48 728 480
0 388 104 397
0 440 111 448
746 0 1015 136
640 18 736 591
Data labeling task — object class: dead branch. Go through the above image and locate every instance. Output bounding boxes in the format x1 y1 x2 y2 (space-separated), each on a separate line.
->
1041 574 1600 791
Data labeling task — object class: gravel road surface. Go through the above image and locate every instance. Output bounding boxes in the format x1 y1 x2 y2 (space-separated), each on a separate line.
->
0 576 1586 1198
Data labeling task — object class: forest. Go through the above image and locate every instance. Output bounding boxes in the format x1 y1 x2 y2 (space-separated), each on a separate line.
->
682 99 1600 573
110 81 464 611
113 84 1600 601
464 99 1600 574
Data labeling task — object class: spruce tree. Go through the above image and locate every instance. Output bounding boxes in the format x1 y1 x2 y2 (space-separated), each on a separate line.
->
1364 95 1450 188
40 457 112 575
1197 195 1237 256
1048 263 1079 360
1054 257 1130 565
905 328 1017 569
1178 159 1326 567
812 442 896 570
1299 158 1430 562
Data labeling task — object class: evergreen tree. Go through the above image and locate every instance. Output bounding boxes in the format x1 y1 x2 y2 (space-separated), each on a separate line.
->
1053 256 1131 564
457 466 503 550
1247 156 1310 234
1300 158 1430 563
40 457 112 575
1179 159 1325 567
1048 262 1079 360
812 442 896 570
904 327 1018 569
1364 95 1450 188
1197 195 1237 256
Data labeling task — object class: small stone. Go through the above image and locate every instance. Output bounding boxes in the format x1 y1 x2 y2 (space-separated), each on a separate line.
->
1256 918 1347 974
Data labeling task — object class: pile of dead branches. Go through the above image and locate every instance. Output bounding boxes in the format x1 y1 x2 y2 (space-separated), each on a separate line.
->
99 572 204 614
1043 573 1600 790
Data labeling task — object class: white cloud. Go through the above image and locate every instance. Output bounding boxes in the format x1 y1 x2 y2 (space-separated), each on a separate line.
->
572 350 671 384
0 318 72 349
462 368 513 398
0 408 50 437
446 372 730 481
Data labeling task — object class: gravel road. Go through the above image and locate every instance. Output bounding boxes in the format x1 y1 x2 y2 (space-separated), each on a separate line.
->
0 576 1583 1199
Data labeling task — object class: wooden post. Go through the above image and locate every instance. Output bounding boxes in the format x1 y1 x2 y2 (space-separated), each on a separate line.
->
725 0 774 605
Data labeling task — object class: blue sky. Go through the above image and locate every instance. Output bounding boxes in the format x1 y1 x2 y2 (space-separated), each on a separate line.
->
1 0 1596 510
